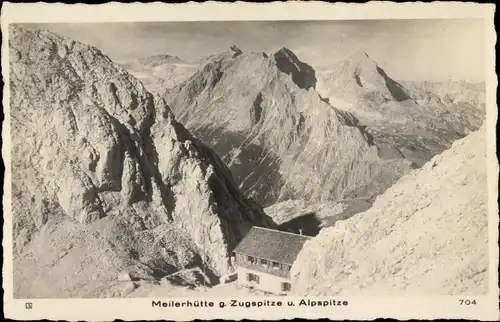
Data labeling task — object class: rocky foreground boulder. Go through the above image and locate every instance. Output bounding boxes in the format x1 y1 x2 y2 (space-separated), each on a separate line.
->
9 25 274 298
291 125 489 295
164 46 415 207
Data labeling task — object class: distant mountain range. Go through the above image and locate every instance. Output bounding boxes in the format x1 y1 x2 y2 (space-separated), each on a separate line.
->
162 46 416 208
315 52 485 166
133 46 485 208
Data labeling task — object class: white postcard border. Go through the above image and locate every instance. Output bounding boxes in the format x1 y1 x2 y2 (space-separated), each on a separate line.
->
1 1 498 321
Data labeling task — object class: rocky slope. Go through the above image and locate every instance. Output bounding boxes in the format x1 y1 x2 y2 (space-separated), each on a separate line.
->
9 25 275 298
119 55 199 95
316 52 486 167
272 47 317 90
400 80 486 110
291 125 489 295
163 46 415 207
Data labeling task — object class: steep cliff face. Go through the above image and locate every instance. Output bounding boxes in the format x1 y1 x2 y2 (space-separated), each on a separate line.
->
10 25 274 297
316 52 486 167
291 125 488 295
164 47 414 207
272 47 317 90
149 99 275 275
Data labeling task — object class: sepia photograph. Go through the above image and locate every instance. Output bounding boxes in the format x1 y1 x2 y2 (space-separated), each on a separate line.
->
2 2 498 320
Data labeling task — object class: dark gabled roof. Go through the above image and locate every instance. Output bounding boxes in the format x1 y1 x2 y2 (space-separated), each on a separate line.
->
233 226 311 265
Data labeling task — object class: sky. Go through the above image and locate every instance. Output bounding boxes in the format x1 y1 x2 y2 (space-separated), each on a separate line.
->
22 19 485 82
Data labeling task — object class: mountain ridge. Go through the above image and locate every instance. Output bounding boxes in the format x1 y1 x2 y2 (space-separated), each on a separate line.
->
163 46 415 208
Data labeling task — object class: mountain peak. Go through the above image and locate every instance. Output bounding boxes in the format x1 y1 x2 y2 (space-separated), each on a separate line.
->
275 46 294 55
230 45 243 56
272 47 317 89
349 50 371 61
273 47 303 63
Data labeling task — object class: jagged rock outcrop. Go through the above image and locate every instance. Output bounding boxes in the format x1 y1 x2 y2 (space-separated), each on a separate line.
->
164 47 414 207
316 51 486 167
10 25 274 298
291 125 489 295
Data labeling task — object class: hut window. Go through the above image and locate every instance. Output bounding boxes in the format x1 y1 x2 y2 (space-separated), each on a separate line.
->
261 259 268 265
281 282 291 292
247 256 255 263
272 262 280 269
247 273 260 284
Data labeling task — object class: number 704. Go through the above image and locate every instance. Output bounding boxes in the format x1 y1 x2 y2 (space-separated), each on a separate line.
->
459 299 477 305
